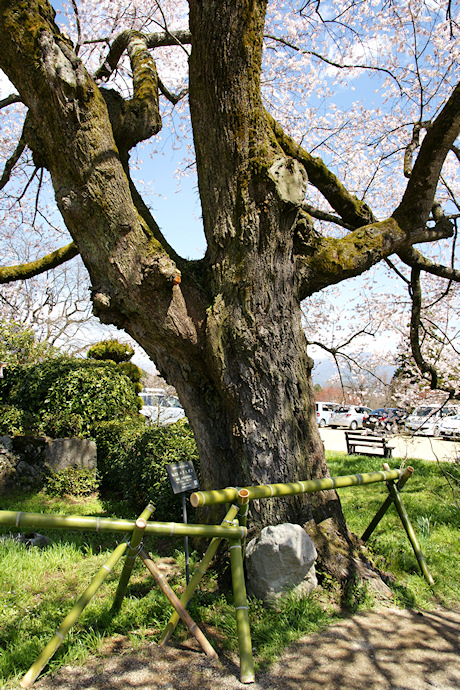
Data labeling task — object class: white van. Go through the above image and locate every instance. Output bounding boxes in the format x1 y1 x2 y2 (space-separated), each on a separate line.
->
404 405 459 436
316 401 340 427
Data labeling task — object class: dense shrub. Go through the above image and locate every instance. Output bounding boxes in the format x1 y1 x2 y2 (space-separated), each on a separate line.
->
91 415 147 488
0 357 140 437
39 411 85 438
92 418 200 521
0 404 39 435
0 320 57 366
44 466 99 497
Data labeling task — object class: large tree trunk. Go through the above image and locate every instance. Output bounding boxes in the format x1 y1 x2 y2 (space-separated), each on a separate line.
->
0 0 347 545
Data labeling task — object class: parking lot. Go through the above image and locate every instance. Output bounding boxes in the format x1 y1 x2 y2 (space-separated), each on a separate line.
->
319 427 459 463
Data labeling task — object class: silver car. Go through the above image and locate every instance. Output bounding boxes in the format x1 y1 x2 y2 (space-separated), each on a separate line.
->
328 405 372 430
141 395 186 426
404 405 459 436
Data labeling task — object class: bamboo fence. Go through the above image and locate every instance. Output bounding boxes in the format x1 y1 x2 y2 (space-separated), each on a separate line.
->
3 462 434 689
0 510 246 540
190 468 404 507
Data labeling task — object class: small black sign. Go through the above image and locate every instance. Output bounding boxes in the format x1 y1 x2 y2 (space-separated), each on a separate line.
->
166 461 200 495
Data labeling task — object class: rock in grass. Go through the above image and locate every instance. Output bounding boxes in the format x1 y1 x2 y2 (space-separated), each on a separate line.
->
245 523 317 604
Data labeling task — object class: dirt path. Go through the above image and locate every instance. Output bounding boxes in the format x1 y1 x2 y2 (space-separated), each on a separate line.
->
30 607 460 690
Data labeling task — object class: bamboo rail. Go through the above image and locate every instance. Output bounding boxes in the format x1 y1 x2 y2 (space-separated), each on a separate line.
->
0 510 246 540
112 517 148 610
386 479 435 585
190 469 404 507
8 462 432 688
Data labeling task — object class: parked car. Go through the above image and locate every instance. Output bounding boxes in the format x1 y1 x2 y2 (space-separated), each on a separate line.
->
315 401 340 427
363 408 408 433
328 405 372 430
404 405 459 436
140 394 186 426
439 413 460 439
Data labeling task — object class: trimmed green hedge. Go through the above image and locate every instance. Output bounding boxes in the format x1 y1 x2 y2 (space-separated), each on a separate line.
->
0 357 140 437
92 418 200 521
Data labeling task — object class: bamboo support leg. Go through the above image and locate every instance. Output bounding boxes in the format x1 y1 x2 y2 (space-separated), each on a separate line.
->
361 467 414 542
112 518 148 610
20 541 128 688
159 504 239 647
112 502 154 610
138 547 218 659
386 481 435 585
229 538 255 684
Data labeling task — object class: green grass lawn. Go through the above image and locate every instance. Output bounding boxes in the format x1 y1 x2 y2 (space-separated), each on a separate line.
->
0 452 459 687
327 453 460 609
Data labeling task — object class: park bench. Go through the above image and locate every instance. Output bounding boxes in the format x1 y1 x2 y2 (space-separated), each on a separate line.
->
345 431 394 458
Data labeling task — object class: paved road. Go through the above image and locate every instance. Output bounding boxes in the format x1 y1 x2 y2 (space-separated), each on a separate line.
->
319 428 459 463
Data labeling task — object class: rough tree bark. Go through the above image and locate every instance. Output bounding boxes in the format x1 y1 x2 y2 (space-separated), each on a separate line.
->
0 0 459 569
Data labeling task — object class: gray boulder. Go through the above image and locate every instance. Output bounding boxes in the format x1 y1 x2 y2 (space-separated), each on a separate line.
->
45 438 97 472
245 523 317 604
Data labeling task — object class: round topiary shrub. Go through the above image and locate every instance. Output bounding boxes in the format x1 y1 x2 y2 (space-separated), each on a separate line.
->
87 339 135 363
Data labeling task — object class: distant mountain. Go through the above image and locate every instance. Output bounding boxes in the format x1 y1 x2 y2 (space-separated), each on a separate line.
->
312 359 337 386
312 357 395 387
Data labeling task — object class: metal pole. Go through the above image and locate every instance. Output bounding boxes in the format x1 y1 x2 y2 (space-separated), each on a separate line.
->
182 492 190 585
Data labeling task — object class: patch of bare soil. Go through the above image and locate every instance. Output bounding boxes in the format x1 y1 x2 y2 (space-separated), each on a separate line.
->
26 607 460 690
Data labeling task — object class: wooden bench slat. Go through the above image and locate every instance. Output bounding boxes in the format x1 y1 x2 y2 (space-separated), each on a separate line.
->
345 431 394 458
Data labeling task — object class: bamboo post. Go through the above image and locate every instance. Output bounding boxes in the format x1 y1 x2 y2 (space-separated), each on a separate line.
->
237 488 250 555
20 541 128 688
138 546 218 659
229 536 254 684
111 502 155 611
386 480 435 585
159 504 240 647
111 518 147 611
0 510 246 540
190 468 404 507
361 467 414 542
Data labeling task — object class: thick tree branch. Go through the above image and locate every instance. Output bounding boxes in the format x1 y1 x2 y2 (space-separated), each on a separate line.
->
266 111 375 228
0 135 26 190
0 93 22 109
95 29 192 81
125 32 162 143
394 81 460 236
0 242 79 284
409 267 440 391
398 245 460 282
300 218 405 296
